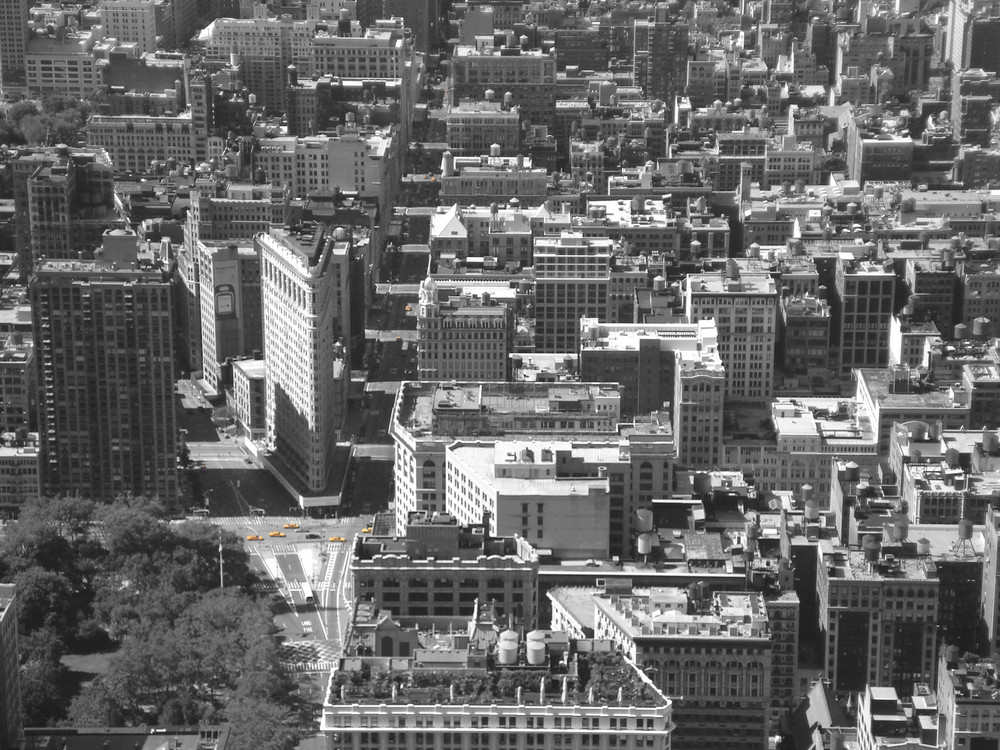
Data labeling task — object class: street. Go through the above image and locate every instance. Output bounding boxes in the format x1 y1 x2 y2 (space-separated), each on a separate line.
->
210 515 366 671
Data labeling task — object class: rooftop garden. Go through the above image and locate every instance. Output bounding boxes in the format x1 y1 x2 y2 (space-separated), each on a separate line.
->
329 651 664 708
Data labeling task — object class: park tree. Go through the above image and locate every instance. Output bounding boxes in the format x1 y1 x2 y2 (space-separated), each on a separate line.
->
0 495 297 732
65 676 125 727
224 696 298 750
13 567 78 642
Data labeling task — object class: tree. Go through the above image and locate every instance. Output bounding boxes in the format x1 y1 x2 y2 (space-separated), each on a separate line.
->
17 115 47 146
6 102 38 128
1 495 284 730
65 677 125 727
224 697 297 750
158 696 204 726
19 625 68 726
2 514 73 578
21 656 65 726
13 567 78 641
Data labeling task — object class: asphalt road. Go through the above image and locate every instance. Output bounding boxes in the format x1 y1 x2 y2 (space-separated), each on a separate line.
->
211 515 367 665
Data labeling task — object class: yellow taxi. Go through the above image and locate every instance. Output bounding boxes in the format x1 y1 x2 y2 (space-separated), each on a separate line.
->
361 527 372 533
283 523 299 529
246 534 263 541
268 531 286 538
329 536 346 542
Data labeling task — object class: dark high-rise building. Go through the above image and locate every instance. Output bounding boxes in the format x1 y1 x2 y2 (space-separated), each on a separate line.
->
947 0 1000 74
30 254 177 502
834 255 896 375
9 146 115 274
633 15 688 123
0 0 29 90
382 0 439 54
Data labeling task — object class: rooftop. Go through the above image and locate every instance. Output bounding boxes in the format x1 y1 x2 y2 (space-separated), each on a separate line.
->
393 382 622 437
771 399 875 446
231 357 265 379
354 512 538 564
578 319 718 353
263 223 350 273
944 657 1000 702
857 369 969 410
782 295 830 318
326 647 665 709
687 268 777 295
593 590 769 640
822 543 944 582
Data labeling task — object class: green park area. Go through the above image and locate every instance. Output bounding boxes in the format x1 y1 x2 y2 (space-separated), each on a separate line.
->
4 495 310 750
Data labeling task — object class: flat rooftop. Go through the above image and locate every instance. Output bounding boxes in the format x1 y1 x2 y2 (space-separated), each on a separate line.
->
944 658 1000 701
394 381 621 436
326 648 665 709
858 369 966 410
772 398 876 445
823 545 944 581
687 270 777 295
231 358 265 379
449 442 609 497
593 590 769 640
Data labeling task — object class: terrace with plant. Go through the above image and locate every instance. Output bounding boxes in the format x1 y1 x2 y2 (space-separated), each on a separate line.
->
326 650 665 708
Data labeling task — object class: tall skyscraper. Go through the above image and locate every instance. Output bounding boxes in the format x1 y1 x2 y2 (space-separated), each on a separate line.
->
30 249 177 502
947 0 1000 74
0 0 29 91
633 14 689 122
382 0 439 53
258 224 350 497
9 146 115 274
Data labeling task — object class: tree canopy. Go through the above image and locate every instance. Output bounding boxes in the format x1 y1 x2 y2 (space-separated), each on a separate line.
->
0 496 301 747
0 96 95 147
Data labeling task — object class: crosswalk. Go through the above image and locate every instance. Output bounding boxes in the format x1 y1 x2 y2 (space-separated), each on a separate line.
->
210 515 306 526
281 661 337 674
278 640 341 673
282 660 337 674
210 515 367 527
241 541 302 553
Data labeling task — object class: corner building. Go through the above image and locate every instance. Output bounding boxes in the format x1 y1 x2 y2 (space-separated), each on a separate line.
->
322 636 673 750
259 224 350 495
593 589 774 750
352 511 539 629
